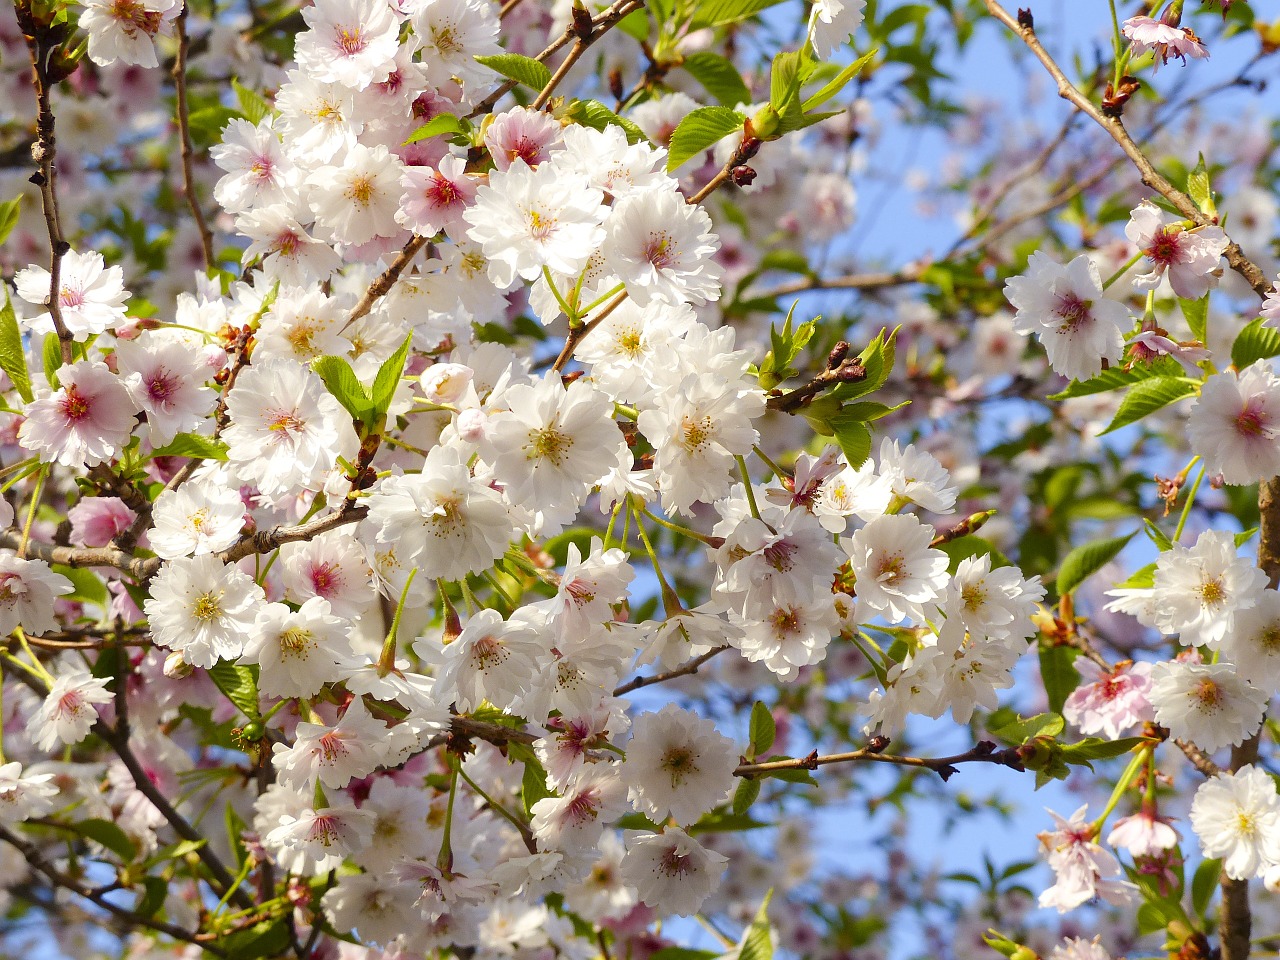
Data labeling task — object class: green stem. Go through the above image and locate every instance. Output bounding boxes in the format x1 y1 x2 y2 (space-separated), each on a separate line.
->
1173 460 1206 544
579 281 626 317
1091 745 1151 834
377 568 418 676
736 455 762 522
457 765 532 844
641 507 718 545
543 265 578 324
1103 250 1145 290
631 503 679 609
437 759 459 872
752 445 787 483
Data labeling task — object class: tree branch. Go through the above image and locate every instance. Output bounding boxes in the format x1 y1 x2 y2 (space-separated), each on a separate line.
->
172 7 215 271
0 824 225 956
734 738 1025 782
981 0 1273 300
613 645 731 697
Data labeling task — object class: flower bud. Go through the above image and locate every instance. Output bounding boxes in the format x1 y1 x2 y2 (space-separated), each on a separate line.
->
164 651 194 679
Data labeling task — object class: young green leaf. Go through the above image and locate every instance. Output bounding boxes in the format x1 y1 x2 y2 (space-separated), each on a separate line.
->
42 331 63 389
689 0 786 29
231 78 273 124
474 53 552 91
74 818 139 862
567 100 649 145
312 355 372 424
732 777 762 814
680 51 752 107
1231 317 1280 369
371 336 411 421
749 701 776 756
1187 153 1216 217
1057 531 1137 595
801 49 877 112
0 196 21 248
665 106 744 172
150 432 231 461
0 287 33 403
405 113 468 144
207 661 262 721
1098 377 1197 435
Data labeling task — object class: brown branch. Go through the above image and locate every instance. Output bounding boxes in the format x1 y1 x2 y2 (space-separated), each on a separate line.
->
343 234 429 331
468 0 645 119
734 738 1025 782
551 289 628 373
981 0 1273 301
764 346 865 413
17 14 74 364
172 8 215 271
0 824 225 956
533 37 588 111
613 645 731 696
104 666 255 912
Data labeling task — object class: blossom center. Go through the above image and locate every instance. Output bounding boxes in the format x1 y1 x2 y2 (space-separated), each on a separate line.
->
335 27 367 56
1054 292 1092 331
660 746 698 786
347 175 375 208
60 386 92 423
528 425 571 464
1198 576 1226 607
192 591 223 622
1192 678 1222 711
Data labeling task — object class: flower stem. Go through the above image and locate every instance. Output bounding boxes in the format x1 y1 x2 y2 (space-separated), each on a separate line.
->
1173 460 1206 543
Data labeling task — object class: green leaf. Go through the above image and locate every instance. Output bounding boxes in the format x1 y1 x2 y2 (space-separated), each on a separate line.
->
405 112 468 144
231 78 272 124
801 49 877 111
1098 377 1197 435
1179 294 1210 343
135 876 168 919
829 326 898 402
680 51 751 107
1060 736 1147 766
1057 531 1136 595
1192 858 1220 919
1143 518 1174 552
828 412 871 468
568 100 649 145
1137 901 1172 937
0 196 21 247
1232 317 1280 369
738 890 774 960
987 712 1064 745
371 336 411 421
689 0 786 29
220 918 291 960
665 106 744 172
749 701 776 756
1047 355 1184 400
312 355 372 423
0 287 33 403
1187 153 1215 217
150 432 230 461
732 777 761 814
42 331 63 389
74 818 138 862
768 49 812 116
937 535 1010 572
474 53 552 91
1039 643 1079 714
521 757 554 816
206 661 261 722
649 950 719 960
53 564 107 606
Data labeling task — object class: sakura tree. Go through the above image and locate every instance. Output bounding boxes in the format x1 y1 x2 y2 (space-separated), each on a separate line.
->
0 0 1276 959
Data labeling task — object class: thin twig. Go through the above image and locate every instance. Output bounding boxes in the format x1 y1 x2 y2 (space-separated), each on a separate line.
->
981 0 1273 301
613 645 731 696
0 824 224 956
173 8 215 270
343 234 429 331
734 739 1025 783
